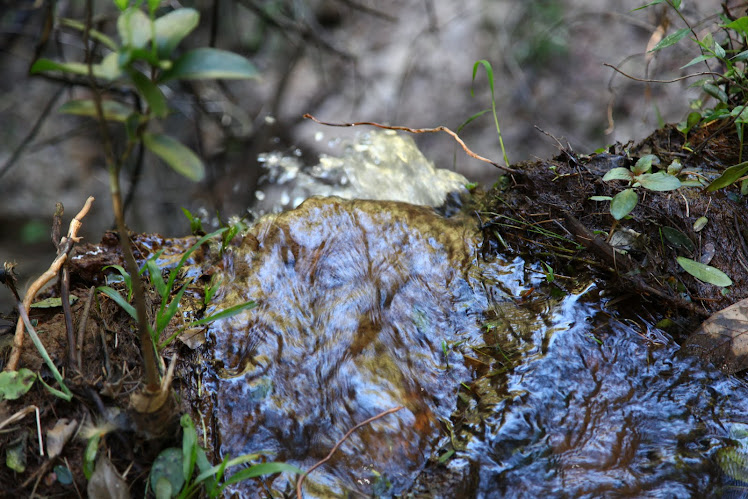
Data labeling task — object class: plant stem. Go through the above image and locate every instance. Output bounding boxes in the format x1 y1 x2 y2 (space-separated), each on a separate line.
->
83 0 159 391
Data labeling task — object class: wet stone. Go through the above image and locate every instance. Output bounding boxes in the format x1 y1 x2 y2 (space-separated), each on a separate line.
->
205 197 495 495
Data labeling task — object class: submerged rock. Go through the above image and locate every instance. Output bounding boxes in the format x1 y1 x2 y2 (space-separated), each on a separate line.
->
206 197 488 495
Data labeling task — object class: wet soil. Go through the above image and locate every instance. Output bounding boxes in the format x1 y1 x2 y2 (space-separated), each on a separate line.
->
2 121 748 496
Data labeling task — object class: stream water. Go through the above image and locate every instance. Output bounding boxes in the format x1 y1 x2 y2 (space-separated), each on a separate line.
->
199 132 748 497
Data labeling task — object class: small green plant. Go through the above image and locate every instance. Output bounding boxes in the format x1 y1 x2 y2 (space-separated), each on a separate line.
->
97 228 256 351
181 208 204 236
470 60 510 167
148 414 302 498
591 154 684 219
639 0 748 192
30 0 259 392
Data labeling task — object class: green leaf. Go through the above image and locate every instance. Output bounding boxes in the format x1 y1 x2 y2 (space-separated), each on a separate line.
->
113 0 129 11
31 295 79 308
59 18 118 51
725 16 748 37
681 54 713 69
154 8 199 57
143 132 205 181
157 281 190 336
0 369 36 400
180 415 198 482
633 154 659 174
83 434 100 480
602 167 633 182
58 99 134 122
117 7 152 49
632 0 666 11
6 439 26 473
97 286 137 321
704 83 728 103
29 56 122 80
636 172 681 191
456 109 490 134
150 448 185 497
677 257 732 287
589 195 613 201
610 188 638 220
188 301 257 329
159 48 259 81
130 70 168 118
222 462 304 487
706 161 748 191
649 28 690 52
693 216 708 232
145 258 168 299
662 226 695 252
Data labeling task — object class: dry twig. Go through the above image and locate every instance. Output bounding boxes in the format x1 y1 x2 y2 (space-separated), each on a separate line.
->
296 406 403 498
6 196 95 371
303 113 518 174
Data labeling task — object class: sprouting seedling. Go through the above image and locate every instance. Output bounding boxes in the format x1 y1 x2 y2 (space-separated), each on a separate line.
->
471 59 510 167
148 414 303 498
29 0 259 392
97 228 256 351
591 154 682 220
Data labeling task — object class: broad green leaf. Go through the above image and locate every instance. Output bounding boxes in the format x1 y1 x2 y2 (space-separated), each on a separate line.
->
117 7 152 49
59 99 133 122
0 369 36 400
733 49 748 62
706 161 748 191
222 462 304 487
29 56 122 80
634 154 659 174
130 71 168 118
636 172 681 191
677 256 732 287
662 226 695 252
694 216 708 232
704 83 728 103
649 28 689 52
143 132 205 181
113 0 128 11
154 8 199 57
713 39 726 60
159 48 259 81
667 159 683 175
610 188 638 220
602 167 633 182
725 17 748 37
97 286 137 320
150 448 185 497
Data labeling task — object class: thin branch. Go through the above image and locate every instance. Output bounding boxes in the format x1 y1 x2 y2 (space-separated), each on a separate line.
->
303 113 518 173
0 84 66 180
603 63 721 83
6 196 95 371
296 406 403 498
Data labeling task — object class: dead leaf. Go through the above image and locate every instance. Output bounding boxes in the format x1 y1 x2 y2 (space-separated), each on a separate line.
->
684 298 748 373
46 418 78 458
86 454 129 499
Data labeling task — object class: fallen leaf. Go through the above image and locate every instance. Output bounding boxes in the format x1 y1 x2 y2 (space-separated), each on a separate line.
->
685 297 748 373
46 418 78 458
87 454 129 499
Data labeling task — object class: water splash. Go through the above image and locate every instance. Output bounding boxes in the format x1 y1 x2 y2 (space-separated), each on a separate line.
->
253 130 469 216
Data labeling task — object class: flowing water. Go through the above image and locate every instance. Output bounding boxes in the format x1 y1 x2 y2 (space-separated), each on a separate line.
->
198 132 748 497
